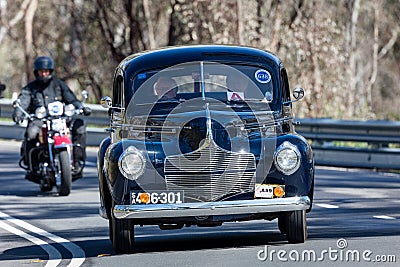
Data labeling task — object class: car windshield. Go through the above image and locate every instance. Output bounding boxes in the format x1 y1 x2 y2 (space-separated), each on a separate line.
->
131 62 275 106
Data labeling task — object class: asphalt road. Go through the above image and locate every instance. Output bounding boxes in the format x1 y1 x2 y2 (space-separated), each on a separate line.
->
0 139 399 267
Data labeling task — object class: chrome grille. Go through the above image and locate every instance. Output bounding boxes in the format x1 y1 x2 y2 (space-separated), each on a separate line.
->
164 139 256 202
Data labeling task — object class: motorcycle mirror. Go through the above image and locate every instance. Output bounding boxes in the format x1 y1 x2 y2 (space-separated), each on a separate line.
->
81 90 88 102
12 99 21 108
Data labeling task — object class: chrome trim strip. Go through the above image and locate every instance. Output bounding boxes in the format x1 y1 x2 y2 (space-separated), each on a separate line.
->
113 196 310 219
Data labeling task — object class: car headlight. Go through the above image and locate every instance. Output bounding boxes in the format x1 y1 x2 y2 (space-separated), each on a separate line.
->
274 141 301 175
118 146 146 180
35 106 47 119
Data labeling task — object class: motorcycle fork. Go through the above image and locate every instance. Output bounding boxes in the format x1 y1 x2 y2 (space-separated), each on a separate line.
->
46 139 61 187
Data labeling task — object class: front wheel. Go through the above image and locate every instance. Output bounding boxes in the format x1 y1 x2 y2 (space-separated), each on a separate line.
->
56 150 72 196
285 210 307 243
110 199 135 254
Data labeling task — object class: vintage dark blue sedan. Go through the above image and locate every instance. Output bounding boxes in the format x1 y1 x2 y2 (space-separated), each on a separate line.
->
98 45 314 253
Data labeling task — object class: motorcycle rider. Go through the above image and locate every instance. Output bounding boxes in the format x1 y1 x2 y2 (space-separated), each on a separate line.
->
12 56 91 180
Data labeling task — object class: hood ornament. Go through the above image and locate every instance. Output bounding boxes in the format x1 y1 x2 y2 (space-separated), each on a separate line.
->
205 103 213 141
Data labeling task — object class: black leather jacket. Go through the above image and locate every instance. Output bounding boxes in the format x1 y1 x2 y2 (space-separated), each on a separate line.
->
16 77 82 115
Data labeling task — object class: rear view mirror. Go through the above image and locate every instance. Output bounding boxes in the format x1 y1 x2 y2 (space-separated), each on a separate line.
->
81 90 89 102
292 87 304 100
100 96 112 108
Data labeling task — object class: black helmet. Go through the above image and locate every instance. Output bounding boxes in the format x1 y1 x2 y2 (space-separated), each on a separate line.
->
33 56 54 83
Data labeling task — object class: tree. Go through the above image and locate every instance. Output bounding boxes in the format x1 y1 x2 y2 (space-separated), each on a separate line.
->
0 0 399 120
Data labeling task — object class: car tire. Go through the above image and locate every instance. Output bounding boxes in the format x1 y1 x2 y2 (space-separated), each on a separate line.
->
110 200 135 254
277 215 287 235
285 210 307 243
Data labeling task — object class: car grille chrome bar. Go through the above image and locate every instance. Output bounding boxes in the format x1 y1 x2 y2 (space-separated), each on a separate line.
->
164 138 256 202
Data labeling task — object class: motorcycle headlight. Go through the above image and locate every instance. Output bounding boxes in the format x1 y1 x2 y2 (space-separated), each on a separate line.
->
274 141 301 175
118 146 146 180
48 101 64 116
64 104 76 117
35 106 47 119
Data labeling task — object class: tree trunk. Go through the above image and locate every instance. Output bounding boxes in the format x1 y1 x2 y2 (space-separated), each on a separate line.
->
348 0 360 117
366 2 379 116
143 0 156 49
0 0 31 44
24 0 38 82
237 0 244 45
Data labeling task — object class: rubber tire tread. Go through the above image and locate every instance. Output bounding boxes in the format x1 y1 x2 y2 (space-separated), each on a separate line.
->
57 150 72 196
286 210 307 243
110 199 135 254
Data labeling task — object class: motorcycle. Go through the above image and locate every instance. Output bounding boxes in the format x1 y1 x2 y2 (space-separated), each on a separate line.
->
13 91 90 196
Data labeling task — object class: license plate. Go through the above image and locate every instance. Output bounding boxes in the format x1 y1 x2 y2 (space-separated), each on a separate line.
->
130 190 184 205
254 184 285 199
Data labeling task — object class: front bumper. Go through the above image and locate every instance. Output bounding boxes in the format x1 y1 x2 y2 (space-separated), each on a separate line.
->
113 196 310 219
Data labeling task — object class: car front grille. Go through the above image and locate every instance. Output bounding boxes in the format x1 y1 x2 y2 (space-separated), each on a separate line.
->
164 139 256 202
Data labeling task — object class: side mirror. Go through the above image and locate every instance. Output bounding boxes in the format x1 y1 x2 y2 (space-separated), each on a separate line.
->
81 90 89 103
100 96 112 108
282 87 305 105
292 87 304 101
12 99 21 108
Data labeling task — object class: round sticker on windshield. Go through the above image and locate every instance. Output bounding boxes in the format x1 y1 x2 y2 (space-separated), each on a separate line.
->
255 69 271 84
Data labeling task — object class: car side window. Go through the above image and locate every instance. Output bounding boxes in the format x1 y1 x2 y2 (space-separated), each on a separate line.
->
113 75 123 108
280 68 290 103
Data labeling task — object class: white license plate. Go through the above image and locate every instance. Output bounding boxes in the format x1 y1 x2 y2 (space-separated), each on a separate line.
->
255 184 274 198
254 184 285 199
130 191 184 205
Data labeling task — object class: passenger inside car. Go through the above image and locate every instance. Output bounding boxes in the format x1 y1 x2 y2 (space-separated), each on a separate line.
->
153 76 178 100
226 75 248 101
226 73 273 102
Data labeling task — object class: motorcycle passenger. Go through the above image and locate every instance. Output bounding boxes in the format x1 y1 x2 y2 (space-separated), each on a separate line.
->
12 56 91 180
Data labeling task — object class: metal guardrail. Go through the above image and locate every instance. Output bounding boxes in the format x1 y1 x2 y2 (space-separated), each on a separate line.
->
295 118 400 169
1 98 400 169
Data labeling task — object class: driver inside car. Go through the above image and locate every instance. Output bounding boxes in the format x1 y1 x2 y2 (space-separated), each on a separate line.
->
153 76 178 101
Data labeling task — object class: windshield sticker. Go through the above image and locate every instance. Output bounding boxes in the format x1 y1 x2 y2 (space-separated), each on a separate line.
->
255 69 271 84
227 91 245 101
137 73 147 79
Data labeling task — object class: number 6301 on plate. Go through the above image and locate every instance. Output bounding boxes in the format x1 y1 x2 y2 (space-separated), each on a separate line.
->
130 191 184 205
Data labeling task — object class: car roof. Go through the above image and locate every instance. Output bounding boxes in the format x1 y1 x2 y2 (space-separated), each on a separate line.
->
118 45 283 78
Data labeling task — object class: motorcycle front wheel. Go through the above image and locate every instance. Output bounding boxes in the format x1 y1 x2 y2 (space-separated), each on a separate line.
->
56 150 72 196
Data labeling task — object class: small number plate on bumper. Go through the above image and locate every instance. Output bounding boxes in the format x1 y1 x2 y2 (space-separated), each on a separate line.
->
130 191 184 205
254 184 285 199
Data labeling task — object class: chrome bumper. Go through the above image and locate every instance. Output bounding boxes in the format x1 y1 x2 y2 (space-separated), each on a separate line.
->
113 196 310 219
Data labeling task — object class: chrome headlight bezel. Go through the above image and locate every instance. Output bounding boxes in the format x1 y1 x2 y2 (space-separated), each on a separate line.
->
64 104 76 117
35 106 47 119
274 141 301 175
118 146 146 180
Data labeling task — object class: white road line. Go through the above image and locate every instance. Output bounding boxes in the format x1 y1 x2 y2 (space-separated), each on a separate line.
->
315 203 339 209
0 211 86 267
373 215 396 220
0 220 61 267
